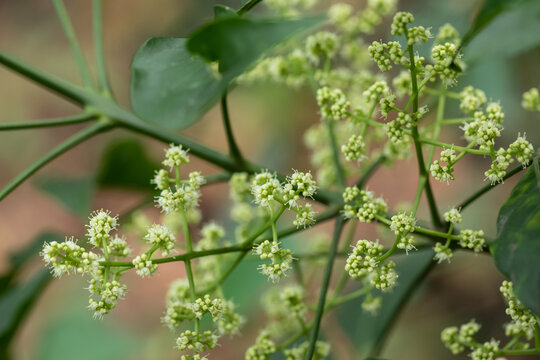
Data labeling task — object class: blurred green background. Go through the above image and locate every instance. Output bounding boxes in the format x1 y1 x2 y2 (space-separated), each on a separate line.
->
1 0 539 359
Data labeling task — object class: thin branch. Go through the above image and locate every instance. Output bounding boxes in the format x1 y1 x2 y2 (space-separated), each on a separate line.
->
0 121 114 201
0 51 90 105
458 161 533 210
305 215 345 359
237 0 264 15
52 0 94 88
406 42 442 228
221 90 245 167
0 113 96 131
92 0 113 96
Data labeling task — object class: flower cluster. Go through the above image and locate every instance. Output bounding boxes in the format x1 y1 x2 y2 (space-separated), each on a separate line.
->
389 212 416 236
41 238 98 277
458 229 485 253
368 40 407 72
154 144 205 213
316 86 350 121
254 240 294 283
345 239 398 291
342 186 387 222
441 280 538 359
430 148 456 183
305 31 340 65
500 281 538 335
245 332 277 360
460 86 487 114
251 170 317 228
522 87 540 111
341 134 366 162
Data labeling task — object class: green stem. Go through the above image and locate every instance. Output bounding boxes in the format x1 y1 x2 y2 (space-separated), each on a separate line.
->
325 118 346 189
52 0 94 89
412 175 427 215
305 216 345 360
332 220 357 297
237 0 264 15
375 215 460 241
0 50 88 104
440 117 473 125
426 85 446 166
221 90 245 167
458 161 533 210
92 0 112 96
0 121 113 201
0 51 339 206
406 42 442 228
0 113 96 131
494 349 540 356
419 137 489 155
180 207 199 332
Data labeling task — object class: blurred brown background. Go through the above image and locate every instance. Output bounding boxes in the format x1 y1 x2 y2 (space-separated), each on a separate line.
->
1 0 539 359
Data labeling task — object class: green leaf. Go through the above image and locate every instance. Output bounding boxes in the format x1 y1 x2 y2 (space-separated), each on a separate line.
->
337 249 434 356
187 15 324 77
130 37 224 129
492 164 540 315
466 0 540 59
97 139 160 192
460 0 536 49
36 177 94 220
131 15 323 130
214 4 238 19
0 270 51 353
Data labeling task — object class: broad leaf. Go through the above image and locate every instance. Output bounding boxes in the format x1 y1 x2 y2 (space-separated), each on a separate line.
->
131 15 324 130
466 1 540 59
0 270 51 353
460 0 536 49
187 15 324 77
36 177 94 219
97 139 160 192
0 232 61 291
492 164 540 315
337 249 434 356
130 37 223 129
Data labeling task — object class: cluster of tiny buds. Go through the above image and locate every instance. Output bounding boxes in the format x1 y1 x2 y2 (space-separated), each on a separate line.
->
163 144 190 169
254 240 294 283
522 87 540 111
389 212 416 236
341 134 366 162
305 31 339 65
459 229 485 253
500 281 538 334
145 224 176 256
441 280 537 360
86 210 118 248
431 148 456 183
176 330 219 354
245 332 277 360
342 186 387 223
153 144 205 214
444 208 462 224
41 238 99 277
251 170 317 228
132 253 158 277
346 239 399 290
316 86 350 121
